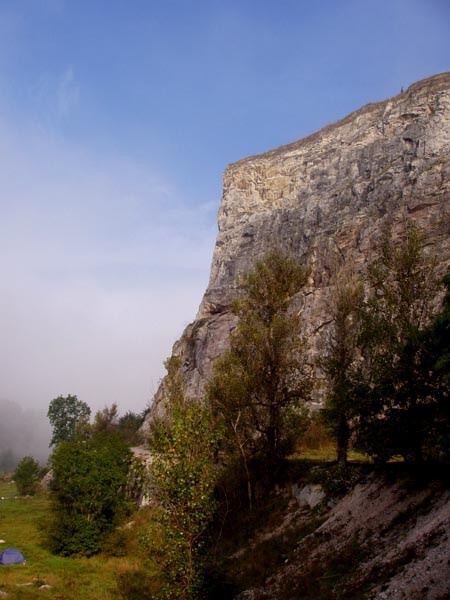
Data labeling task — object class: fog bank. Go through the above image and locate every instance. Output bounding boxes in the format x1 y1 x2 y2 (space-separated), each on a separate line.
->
0 398 51 471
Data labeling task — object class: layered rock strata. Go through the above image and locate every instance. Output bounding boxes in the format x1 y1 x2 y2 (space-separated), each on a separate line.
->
147 72 450 423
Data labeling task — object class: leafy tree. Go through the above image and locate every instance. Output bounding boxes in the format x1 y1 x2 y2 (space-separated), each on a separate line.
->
208 251 312 505
91 404 144 445
14 456 41 495
91 403 119 435
48 431 131 556
427 270 450 383
117 410 145 445
320 270 364 467
413 269 450 461
47 394 91 447
355 223 442 462
147 357 220 599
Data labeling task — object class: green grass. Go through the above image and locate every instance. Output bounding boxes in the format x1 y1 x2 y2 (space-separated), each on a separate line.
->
0 478 153 599
293 444 372 463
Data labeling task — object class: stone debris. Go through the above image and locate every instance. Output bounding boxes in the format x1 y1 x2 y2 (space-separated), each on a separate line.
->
238 474 450 599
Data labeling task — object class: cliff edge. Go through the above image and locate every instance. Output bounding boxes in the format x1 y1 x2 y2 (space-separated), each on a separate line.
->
146 72 450 424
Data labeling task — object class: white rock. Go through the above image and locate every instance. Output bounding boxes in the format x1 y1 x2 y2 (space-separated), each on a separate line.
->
292 483 325 509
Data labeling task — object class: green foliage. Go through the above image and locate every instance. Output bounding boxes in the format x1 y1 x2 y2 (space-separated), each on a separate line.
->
147 357 220 599
14 455 41 495
318 224 449 465
91 403 119 435
0 478 159 599
92 404 144 445
426 270 450 382
48 431 131 556
413 269 450 461
353 223 447 463
47 394 91 447
208 251 312 504
320 271 364 466
118 410 145 445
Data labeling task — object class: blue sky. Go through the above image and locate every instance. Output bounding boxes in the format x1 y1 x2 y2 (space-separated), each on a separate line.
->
0 0 449 420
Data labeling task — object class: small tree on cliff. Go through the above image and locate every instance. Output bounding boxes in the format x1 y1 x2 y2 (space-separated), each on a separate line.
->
208 251 312 504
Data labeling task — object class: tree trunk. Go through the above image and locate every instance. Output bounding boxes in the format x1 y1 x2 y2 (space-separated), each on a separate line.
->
336 415 350 468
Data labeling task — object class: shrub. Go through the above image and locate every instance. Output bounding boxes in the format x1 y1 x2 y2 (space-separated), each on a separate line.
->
14 456 41 495
48 431 131 556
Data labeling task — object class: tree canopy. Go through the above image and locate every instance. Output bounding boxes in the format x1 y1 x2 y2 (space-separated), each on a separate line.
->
208 251 312 506
47 394 91 447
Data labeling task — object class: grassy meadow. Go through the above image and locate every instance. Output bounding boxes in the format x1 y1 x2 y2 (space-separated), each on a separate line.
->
0 478 154 599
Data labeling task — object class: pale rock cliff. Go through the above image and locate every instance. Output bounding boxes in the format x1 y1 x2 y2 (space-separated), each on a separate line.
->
147 72 450 423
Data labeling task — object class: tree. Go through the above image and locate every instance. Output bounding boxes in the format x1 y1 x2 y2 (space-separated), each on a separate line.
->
147 357 220 599
47 395 91 447
320 270 364 467
426 269 450 383
48 430 131 556
14 456 41 495
91 403 119 435
413 269 450 461
208 251 312 505
355 223 442 462
117 410 145 446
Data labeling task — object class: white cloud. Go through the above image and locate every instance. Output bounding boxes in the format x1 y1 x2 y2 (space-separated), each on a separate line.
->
0 116 217 415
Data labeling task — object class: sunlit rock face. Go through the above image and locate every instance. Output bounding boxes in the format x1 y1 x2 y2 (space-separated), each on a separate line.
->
145 72 450 425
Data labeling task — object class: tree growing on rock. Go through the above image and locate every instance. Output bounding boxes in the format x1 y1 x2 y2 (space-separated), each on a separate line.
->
208 250 312 505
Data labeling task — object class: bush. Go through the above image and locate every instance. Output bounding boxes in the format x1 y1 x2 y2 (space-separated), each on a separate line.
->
14 456 41 495
48 432 131 556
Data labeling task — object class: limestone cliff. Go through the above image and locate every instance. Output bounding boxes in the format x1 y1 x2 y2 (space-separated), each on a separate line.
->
147 72 450 423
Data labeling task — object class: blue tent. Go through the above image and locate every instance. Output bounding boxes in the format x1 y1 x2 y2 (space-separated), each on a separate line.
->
0 548 26 565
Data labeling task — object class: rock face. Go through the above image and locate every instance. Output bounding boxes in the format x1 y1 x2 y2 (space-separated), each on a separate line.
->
147 72 450 423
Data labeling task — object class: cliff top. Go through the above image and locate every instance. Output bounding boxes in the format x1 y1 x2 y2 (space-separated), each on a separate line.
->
227 71 450 173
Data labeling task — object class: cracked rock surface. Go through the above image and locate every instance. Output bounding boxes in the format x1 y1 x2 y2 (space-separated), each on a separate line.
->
145 72 450 424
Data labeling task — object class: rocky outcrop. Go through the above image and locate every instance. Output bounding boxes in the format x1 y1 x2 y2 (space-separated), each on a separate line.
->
146 72 450 424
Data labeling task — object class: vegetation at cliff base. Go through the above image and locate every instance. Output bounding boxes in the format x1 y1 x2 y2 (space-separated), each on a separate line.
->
48 431 131 556
144 357 220 599
0 477 155 599
2 227 448 600
208 250 312 507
